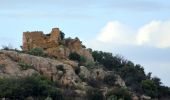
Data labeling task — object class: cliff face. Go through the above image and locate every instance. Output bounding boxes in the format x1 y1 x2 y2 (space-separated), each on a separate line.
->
22 28 94 62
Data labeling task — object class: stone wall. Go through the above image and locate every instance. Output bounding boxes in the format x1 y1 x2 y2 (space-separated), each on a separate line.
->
23 28 61 51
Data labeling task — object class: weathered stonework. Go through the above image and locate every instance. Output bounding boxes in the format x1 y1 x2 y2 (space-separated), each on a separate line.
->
22 28 94 61
23 28 61 51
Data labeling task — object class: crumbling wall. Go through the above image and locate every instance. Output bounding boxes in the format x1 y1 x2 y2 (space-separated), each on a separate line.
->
22 28 61 51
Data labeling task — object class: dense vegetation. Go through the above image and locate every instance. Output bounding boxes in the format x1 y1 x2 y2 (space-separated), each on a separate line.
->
92 50 170 99
0 74 63 100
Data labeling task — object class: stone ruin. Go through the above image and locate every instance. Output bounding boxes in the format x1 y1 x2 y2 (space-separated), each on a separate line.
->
22 28 94 61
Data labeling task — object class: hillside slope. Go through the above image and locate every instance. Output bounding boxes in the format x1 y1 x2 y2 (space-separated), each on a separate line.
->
0 28 169 100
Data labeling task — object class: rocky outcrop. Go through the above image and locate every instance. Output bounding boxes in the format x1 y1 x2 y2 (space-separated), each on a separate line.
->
22 28 94 62
115 75 126 87
0 50 80 87
79 66 126 87
0 50 126 88
0 50 129 100
0 52 38 78
79 66 91 79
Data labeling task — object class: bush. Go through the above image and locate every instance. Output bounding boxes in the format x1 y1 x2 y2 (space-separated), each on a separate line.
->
56 65 65 73
86 88 104 100
28 48 44 56
106 87 132 100
0 64 5 70
92 51 124 70
18 61 34 70
0 74 47 99
69 52 86 64
141 79 158 98
0 74 64 99
69 52 81 61
104 74 116 86
47 88 64 100
87 78 101 88
107 95 118 100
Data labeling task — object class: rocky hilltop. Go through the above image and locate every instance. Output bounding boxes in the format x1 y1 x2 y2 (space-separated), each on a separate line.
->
0 28 169 100
23 28 93 62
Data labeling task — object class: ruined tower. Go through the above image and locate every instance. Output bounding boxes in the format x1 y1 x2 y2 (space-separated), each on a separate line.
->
22 28 61 51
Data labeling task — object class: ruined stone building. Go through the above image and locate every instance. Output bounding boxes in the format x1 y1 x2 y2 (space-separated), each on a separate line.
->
22 28 94 61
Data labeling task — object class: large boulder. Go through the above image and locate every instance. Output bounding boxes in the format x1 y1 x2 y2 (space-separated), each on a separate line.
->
79 66 91 79
115 75 126 87
140 95 151 100
91 68 107 80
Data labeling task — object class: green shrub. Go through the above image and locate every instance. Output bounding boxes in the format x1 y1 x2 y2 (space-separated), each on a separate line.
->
18 61 34 70
86 88 104 100
104 74 116 86
69 52 81 61
141 79 158 98
92 51 124 70
84 61 95 69
0 74 48 99
69 52 86 65
28 48 44 56
106 87 132 100
107 95 118 100
0 64 5 70
0 74 64 100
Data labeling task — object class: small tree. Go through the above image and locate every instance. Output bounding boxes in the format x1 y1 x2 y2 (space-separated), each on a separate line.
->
60 31 65 40
141 79 158 98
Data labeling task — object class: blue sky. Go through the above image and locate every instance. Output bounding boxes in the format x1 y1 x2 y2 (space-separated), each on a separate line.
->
0 0 170 86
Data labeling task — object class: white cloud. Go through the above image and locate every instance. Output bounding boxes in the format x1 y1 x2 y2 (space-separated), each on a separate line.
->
95 20 170 48
136 20 170 48
136 21 160 45
96 21 134 45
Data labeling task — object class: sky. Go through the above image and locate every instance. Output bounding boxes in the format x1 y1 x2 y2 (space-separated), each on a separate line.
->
0 0 170 86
